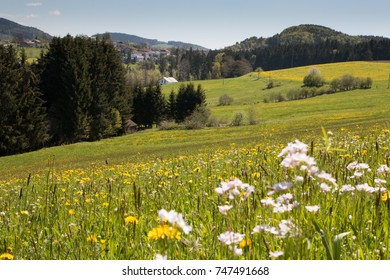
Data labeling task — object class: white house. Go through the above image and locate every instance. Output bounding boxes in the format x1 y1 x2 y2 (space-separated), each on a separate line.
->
158 77 178 86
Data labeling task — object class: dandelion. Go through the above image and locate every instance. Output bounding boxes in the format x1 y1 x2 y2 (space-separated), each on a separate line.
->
381 191 390 202
239 239 252 249
20 210 29 216
68 209 75 215
124 216 138 225
87 235 98 243
0 252 14 260
218 205 233 215
148 225 181 240
305 205 320 213
102 202 109 207
269 251 284 259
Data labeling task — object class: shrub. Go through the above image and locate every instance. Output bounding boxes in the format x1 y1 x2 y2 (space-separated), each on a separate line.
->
218 94 234 106
303 68 325 87
183 105 211 130
231 112 245 126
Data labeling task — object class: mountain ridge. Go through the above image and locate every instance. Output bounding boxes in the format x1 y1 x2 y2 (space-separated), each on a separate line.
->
0 17 52 41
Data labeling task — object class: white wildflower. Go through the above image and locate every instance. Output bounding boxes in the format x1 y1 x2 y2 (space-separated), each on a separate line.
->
218 231 245 245
218 205 233 215
305 205 320 213
339 184 355 193
155 254 167 260
374 178 387 186
268 182 292 195
320 183 332 192
233 246 243 256
269 251 284 259
158 209 192 234
377 165 390 174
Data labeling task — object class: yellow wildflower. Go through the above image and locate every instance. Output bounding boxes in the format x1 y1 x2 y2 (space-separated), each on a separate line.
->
124 216 138 225
240 239 252 248
381 191 390 202
0 252 14 260
20 210 29 216
87 235 98 243
69 209 75 215
148 225 181 241
102 202 109 207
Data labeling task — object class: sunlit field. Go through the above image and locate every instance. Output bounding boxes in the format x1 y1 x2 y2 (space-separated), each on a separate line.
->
1 62 390 260
1 127 390 260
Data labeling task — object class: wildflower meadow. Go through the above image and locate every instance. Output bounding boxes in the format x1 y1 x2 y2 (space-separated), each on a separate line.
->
1 127 390 260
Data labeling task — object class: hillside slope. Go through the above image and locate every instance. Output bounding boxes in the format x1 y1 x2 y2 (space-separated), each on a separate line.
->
0 17 52 41
1 62 390 177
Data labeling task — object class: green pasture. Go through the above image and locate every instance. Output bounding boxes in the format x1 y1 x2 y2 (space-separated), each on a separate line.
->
1 62 390 178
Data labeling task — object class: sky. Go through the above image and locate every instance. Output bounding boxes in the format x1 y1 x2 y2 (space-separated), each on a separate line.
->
1 0 390 49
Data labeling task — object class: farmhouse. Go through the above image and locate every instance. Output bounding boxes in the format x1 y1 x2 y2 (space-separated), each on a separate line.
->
158 77 178 86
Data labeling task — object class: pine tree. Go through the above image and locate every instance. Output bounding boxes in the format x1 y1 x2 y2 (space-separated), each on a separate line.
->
0 46 49 156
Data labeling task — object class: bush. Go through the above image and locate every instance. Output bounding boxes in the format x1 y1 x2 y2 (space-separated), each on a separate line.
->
218 94 234 106
183 105 211 130
248 107 260 125
303 68 325 87
231 112 244 126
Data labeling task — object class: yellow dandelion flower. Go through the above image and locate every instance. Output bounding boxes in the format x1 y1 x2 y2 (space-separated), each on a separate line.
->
240 239 252 248
87 235 98 243
381 191 390 202
20 210 29 216
65 201 71 206
125 216 138 224
100 239 106 244
102 202 109 207
148 225 181 241
0 252 14 260
85 198 91 203
69 209 75 215
193 167 201 173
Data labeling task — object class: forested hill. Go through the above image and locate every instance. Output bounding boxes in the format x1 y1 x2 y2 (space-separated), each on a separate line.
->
219 24 390 71
0 17 52 41
227 24 389 51
93 32 208 50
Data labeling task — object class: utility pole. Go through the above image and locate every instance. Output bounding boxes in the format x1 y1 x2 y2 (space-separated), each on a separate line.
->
388 73 390 89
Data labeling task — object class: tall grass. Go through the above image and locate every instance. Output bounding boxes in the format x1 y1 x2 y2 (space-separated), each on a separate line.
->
1 127 390 260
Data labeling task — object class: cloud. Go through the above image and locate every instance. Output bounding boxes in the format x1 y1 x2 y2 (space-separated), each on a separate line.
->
26 2 42 7
26 14 38 19
49 10 61 16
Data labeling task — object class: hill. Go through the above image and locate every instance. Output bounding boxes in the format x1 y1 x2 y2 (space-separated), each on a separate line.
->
0 17 52 41
93 32 208 50
1 61 390 177
228 24 389 51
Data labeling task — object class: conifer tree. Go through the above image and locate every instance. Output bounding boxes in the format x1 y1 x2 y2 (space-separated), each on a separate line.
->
0 46 49 156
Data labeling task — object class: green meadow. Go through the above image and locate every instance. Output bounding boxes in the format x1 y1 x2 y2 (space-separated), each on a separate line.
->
1 62 390 260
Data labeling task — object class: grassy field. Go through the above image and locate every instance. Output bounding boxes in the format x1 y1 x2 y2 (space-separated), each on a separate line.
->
1 62 390 260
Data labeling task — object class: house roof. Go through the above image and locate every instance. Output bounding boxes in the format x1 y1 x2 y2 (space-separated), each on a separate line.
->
162 77 178 83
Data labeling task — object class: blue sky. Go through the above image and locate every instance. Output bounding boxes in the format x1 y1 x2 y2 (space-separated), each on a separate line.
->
1 0 390 49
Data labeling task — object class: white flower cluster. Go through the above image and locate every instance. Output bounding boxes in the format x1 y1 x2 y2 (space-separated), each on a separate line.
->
158 209 193 234
218 231 245 256
215 178 254 201
253 219 298 238
277 139 337 193
261 193 299 213
347 161 371 178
